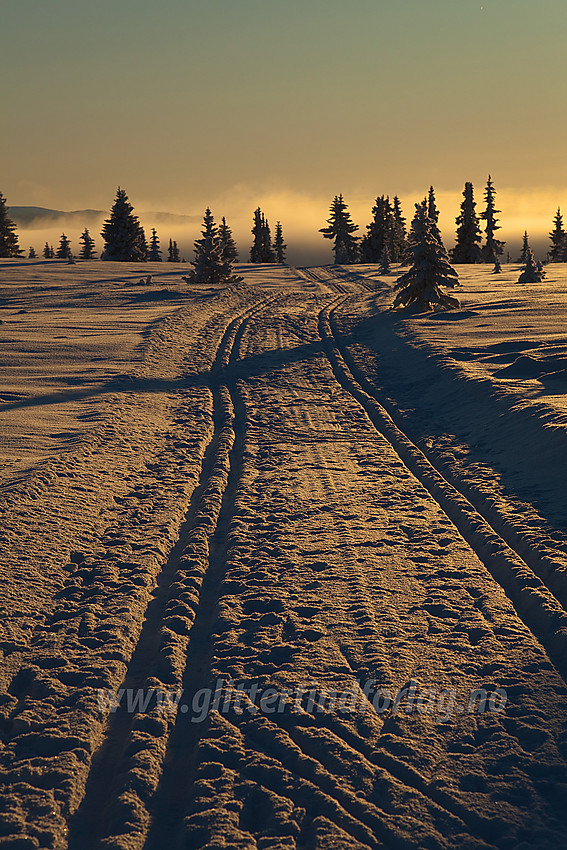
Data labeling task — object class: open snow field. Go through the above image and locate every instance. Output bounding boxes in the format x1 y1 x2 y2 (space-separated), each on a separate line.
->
1 259 567 849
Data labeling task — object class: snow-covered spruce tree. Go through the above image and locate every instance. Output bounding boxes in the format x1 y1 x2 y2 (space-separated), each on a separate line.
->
273 221 286 263
187 208 242 285
43 242 51 259
79 228 96 259
320 194 359 264
28 247 36 259
518 231 530 263
148 228 162 261
56 233 72 259
218 217 239 265
451 182 481 263
518 249 545 283
480 174 505 263
393 203 460 312
379 245 391 274
0 193 22 258
101 187 147 262
549 208 566 262
360 196 391 262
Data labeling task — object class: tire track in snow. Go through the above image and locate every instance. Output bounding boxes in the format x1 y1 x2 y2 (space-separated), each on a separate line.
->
166 303 501 849
317 295 567 679
67 298 272 850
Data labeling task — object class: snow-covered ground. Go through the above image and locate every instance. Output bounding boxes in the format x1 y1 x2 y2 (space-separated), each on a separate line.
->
1 259 567 849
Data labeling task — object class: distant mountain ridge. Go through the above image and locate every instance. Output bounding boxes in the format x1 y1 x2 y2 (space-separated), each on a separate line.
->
8 206 200 229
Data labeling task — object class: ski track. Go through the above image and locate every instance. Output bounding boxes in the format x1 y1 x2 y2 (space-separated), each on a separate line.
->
1 266 567 848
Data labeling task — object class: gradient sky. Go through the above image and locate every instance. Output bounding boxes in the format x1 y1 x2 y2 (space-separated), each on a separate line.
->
3 0 566 261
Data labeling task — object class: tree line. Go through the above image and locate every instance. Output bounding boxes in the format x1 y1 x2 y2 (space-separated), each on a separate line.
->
0 189 287 270
320 176 567 267
3 180 567 269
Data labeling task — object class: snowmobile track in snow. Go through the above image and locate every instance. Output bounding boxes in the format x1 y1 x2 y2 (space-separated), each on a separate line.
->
67 297 274 850
317 294 567 679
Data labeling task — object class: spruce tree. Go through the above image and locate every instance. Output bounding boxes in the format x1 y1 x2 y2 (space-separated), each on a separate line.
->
394 203 460 311
168 239 174 262
379 245 391 274
187 208 241 285
518 231 530 263
548 208 565 262
273 221 286 263
426 186 444 247
148 228 162 261
250 208 276 262
451 182 481 263
360 196 390 262
250 208 264 263
492 259 502 274
390 196 407 262
262 214 276 262
0 193 22 258
518 249 545 283
480 174 505 263
28 247 37 259
218 217 239 264
79 228 97 259
101 187 147 261
56 233 72 259
319 194 359 264
43 242 51 259
172 240 180 262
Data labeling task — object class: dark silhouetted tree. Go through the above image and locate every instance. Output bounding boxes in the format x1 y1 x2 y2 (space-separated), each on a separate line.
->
0 193 22 258
101 187 147 261
451 182 481 263
549 208 565 262
480 175 505 263
492 259 502 274
28 247 36 259
250 208 276 262
320 194 359 264
518 231 530 263
56 233 72 259
425 186 445 247
43 242 51 259
167 238 180 262
218 216 239 265
379 245 391 274
518 249 545 283
394 203 459 311
360 196 392 262
79 228 96 259
273 221 286 263
148 228 162 261
390 196 407 262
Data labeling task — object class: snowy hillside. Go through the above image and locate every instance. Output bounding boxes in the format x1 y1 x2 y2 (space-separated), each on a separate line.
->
1 259 567 849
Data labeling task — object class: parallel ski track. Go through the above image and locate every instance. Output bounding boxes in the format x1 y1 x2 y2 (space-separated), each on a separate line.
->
67 296 273 850
312 285 567 678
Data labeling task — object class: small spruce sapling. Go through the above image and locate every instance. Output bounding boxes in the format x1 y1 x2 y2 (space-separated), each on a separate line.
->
518 249 545 283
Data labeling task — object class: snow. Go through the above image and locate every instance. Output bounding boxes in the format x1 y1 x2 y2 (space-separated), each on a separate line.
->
1 259 567 849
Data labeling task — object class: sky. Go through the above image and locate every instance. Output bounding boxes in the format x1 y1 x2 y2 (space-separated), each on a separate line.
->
2 0 566 262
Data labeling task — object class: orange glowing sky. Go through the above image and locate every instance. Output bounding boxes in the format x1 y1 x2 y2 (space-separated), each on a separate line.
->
3 0 566 261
